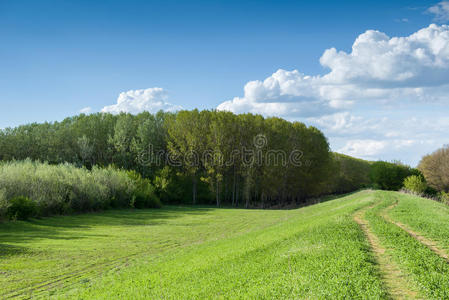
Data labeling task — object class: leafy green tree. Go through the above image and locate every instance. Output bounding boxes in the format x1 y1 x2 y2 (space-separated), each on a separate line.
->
329 153 372 194
166 110 211 204
0 109 388 208
403 175 427 194
419 146 449 192
132 111 169 178
370 161 419 191
110 113 137 169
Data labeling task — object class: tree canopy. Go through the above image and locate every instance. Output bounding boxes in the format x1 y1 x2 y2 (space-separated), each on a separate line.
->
0 110 404 208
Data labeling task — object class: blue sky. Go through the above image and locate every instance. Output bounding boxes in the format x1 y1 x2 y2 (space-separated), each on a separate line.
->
1 0 449 166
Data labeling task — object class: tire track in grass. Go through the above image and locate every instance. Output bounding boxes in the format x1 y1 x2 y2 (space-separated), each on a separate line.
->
3 215 298 299
4 242 184 299
3 253 140 299
354 206 420 299
383 201 449 262
365 192 449 298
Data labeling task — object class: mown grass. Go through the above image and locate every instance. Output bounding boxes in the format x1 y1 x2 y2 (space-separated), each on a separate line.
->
1 206 290 298
365 191 449 298
6 190 449 299
1 190 387 299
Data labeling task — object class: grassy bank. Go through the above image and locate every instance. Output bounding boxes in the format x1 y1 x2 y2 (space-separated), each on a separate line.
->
3 190 449 299
1 191 384 299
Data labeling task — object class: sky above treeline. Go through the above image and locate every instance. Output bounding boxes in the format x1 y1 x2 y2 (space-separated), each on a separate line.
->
2 0 449 166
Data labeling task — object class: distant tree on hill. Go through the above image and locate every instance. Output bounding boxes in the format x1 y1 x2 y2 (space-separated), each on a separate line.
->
403 175 427 194
370 161 420 191
418 146 449 192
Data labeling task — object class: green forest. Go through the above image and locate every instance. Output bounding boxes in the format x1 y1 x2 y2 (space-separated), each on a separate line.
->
0 110 424 220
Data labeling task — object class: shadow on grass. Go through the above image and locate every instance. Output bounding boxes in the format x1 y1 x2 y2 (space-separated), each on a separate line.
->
0 244 30 257
0 206 215 257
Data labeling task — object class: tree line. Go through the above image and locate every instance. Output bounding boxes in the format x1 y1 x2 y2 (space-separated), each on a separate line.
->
0 160 161 220
0 110 417 209
400 145 449 204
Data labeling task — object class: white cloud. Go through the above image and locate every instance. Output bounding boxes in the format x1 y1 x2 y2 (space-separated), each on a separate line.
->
321 24 449 87
337 138 433 162
336 137 439 165
307 112 377 135
313 111 449 165
428 1 449 23
338 140 387 158
80 107 92 114
218 24 449 119
217 24 449 165
101 88 182 114
217 70 336 117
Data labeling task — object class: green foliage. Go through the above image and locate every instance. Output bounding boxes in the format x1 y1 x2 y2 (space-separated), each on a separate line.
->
154 167 212 204
126 170 161 208
370 161 420 190
424 185 439 197
165 111 335 207
7 196 37 220
439 191 449 205
0 110 389 207
0 188 10 221
328 153 372 194
403 175 427 194
418 146 449 192
0 160 161 218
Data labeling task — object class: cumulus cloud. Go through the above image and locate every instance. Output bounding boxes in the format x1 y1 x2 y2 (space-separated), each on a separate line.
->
428 1 449 23
217 70 337 117
321 24 449 87
80 107 92 114
217 24 449 165
336 137 440 164
308 111 449 165
307 112 378 135
101 88 182 114
218 24 449 118
338 140 388 158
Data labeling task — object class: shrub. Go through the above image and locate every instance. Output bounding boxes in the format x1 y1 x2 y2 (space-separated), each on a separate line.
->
425 186 439 197
439 191 449 205
0 160 160 220
126 170 161 208
418 146 449 192
370 161 421 191
403 175 427 195
327 153 372 194
7 196 37 220
0 188 10 221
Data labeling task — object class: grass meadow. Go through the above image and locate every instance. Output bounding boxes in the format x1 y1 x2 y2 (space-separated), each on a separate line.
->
2 190 449 299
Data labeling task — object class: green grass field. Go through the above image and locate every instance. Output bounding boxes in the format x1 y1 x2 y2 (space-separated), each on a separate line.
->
2 190 449 299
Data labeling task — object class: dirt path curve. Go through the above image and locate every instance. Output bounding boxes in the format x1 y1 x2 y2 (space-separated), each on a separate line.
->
383 201 449 262
354 206 420 299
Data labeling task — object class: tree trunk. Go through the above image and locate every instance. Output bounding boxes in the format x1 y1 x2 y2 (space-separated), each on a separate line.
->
216 179 220 207
192 175 197 205
261 192 265 209
224 178 228 204
244 176 250 209
232 167 236 207
235 180 239 207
